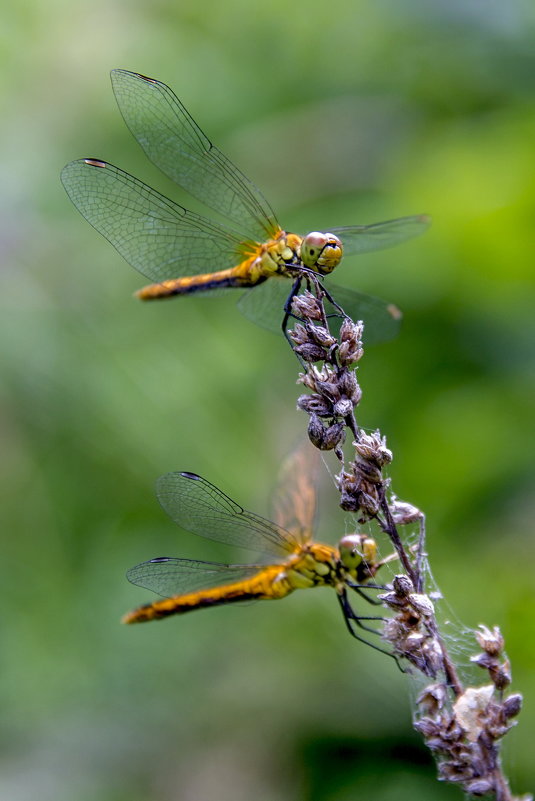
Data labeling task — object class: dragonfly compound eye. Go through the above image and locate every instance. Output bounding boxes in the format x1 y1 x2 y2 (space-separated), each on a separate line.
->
339 533 377 573
301 232 343 274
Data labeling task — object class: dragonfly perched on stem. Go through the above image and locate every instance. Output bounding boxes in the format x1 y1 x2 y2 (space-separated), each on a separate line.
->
123 444 397 654
61 70 429 342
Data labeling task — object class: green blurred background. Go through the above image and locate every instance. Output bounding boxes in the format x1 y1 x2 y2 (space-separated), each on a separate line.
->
1 1 534 799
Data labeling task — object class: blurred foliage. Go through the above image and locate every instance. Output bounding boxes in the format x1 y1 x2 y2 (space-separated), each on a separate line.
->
1 0 534 799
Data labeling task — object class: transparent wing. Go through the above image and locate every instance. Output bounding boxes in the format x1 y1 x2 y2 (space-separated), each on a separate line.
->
111 69 280 242
156 472 300 560
323 279 403 345
126 557 263 598
237 276 402 344
236 276 293 332
271 442 320 546
61 159 245 283
330 214 430 256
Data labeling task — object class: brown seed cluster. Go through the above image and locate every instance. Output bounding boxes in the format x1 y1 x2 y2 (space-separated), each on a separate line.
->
293 292 365 456
380 574 442 677
413 625 525 800
288 282 526 801
338 430 393 521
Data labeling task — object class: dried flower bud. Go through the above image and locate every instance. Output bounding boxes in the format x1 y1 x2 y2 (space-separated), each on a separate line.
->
354 431 392 466
390 497 423 525
392 574 414 597
323 422 346 450
503 693 522 719
289 322 309 345
291 292 323 320
414 717 441 738
293 342 328 362
296 394 332 417
297 372 317 391
333 397 354 417
417 683 447 713
338 369 360 402
365 491 381 515
409 593 435 617
307 414 326 448
340 491 359 512
309 325 337 348
315 379 341 403
378 590 407 609
475 625 504 656
464 778 495 795
438 761 474 783
340 317 364 343
492 659 512 691
471 652 495 670
339 319 364 365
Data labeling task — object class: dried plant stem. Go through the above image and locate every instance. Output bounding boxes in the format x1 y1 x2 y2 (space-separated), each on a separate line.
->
288 281 528 801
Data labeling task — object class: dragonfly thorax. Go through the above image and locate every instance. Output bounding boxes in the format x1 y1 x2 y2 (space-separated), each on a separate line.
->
247 231 303 282
300 232 343 275
283 542 340 590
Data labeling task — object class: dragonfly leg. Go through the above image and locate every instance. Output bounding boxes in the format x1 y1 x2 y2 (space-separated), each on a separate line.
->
346 580 390 607
281 276 303 336
317 282 348 318
337 590 405 670
338 588 384 634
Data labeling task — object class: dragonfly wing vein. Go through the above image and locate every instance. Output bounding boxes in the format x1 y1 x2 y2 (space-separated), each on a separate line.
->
61 159 244 283
111 70 280 242
126 557 264 598
156 472 301 559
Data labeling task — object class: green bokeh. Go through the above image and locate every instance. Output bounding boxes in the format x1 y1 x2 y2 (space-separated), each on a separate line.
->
1 1 534 799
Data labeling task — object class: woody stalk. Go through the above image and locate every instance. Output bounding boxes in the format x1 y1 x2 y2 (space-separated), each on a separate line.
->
288 286 528 801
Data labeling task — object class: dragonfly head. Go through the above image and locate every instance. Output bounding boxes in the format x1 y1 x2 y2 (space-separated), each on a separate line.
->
300 232 343 275
339 533 378 578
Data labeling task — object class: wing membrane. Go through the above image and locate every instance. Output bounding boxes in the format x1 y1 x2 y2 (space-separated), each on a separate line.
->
111 69 280 242
331 215 430 256
271 442 320 545
126 557 263 598
237 277 402 344
61 159 245 282
156 472 300 559
236 276 293 332
323 279 402 344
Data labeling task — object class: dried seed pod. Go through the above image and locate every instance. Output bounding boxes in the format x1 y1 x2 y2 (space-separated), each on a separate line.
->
339 319 364 364
296 394 332 417
392 574 414 596
502 693 522 719
322 421 346 450
307 414 326 449
333 397 354 417
294 343 328 362
475 625 504 656
289 322 310 345
309 325 337 348
291 292 323 320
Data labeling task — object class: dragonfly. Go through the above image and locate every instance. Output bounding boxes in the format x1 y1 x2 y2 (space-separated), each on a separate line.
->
123 444 395 649
61 70 429 343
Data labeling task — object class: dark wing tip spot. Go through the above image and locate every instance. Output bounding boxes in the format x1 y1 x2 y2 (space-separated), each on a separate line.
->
149 557 171 563
135 72 158 83
180 471 202 480
84 158 107 168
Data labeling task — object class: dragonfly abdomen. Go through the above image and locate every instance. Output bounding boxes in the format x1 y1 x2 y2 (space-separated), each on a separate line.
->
136 265 262 300
122 565 292 623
